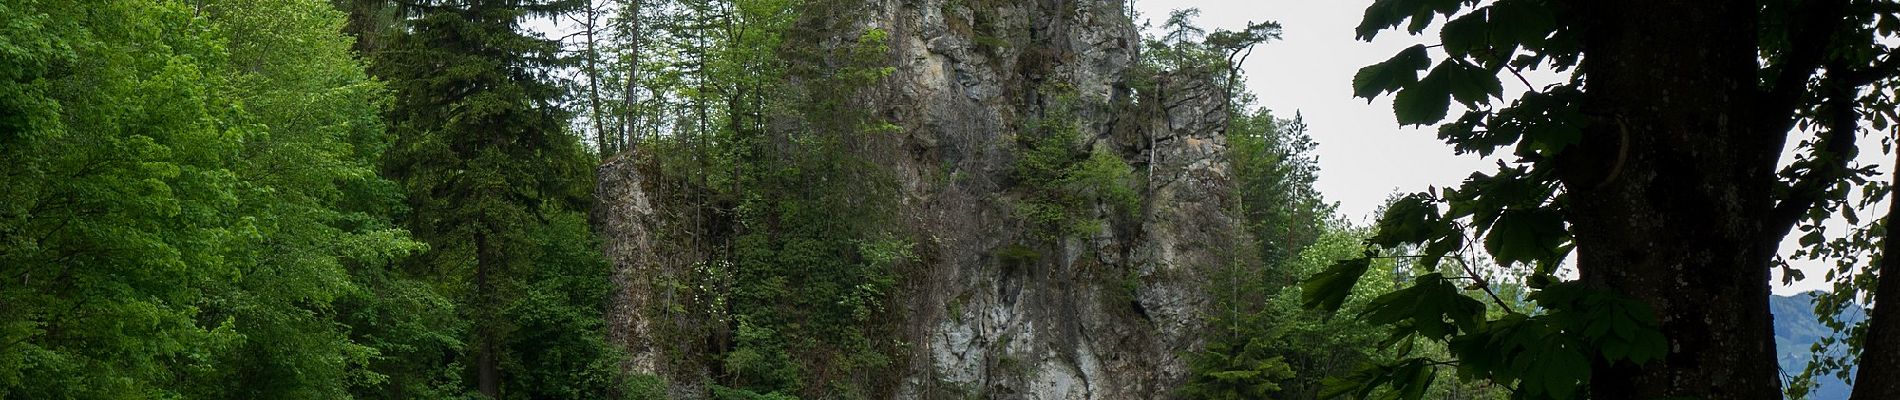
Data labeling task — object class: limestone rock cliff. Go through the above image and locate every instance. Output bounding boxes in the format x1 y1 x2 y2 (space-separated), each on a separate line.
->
595 0 1245 398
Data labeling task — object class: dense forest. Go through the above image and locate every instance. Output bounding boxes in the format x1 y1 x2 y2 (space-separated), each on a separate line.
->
4 0 1900 399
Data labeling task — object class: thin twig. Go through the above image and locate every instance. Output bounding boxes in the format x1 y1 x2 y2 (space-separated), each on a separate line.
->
1505 64 1536 91
1454 224 1520 314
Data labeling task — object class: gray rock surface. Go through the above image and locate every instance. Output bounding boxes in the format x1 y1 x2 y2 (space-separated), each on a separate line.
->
596 1 1244 398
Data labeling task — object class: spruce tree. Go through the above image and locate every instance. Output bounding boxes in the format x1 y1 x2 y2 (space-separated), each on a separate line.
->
373 1 611 398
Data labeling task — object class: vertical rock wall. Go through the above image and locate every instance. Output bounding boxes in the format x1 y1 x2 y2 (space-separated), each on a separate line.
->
595 0 1246 398
597 153 714 399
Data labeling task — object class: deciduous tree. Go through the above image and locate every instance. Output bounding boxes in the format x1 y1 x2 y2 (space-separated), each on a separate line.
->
1304 0 1900 398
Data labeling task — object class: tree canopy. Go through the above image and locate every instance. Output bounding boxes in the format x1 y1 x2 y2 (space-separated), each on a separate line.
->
1304 0 1900 399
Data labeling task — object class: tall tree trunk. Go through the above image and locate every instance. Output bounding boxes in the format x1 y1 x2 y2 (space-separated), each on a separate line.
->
585 0 608 154
1561 0 1782 398
621 0 641 154
476 235 501 398
1851 150 1900 400
478 338 500 398
334 0 391 55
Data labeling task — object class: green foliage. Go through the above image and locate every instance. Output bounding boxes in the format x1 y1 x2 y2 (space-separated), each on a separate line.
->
624 373 672 400
996 244 1043 269
1197 224 1463 400
1182 338 1297 399
1305 0 1713 397
621 0 915 395
369 0 624 398
1352 45 1431 102
336 266 469 399
0 4 234 394
1306 211 1667 400
1009 89 1140 240
1142 8 1280 91
499 213 624 399
1301 257 1373 314
0 0 454 397
1157 12 1394 399
1226 110 1329 268
721 319 805 393
711 385 804 400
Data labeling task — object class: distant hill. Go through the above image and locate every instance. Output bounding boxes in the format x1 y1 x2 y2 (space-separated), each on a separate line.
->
1772 292 1867 400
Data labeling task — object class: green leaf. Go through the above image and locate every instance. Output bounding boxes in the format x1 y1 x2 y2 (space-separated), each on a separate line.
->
1799 231 1824 247
1527 273 1556 289
1439 10 1489 57
1361 274 1485 341
1601 338 1631 361
1390 360 1428 400
1502 85 1588 156
1371 193 1445 247
1398 58 1501 126
1522 117 1584 155
1302 257 1374 314
1356 0 1410 40
1358 0 1470 40
1419 234 1462 269
1394 65 1453 125
1442 60 1503 108
1353 44 1431 100
1319 358 1440 400
1538 346 1588 399
1405 9 1437 35
1363 282 1427 326
1483 208 1568 266
1436 111 1519 157
1490 0 1558 48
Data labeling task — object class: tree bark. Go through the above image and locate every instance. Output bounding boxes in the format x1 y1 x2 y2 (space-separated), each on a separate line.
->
478 338 500 398
621 0 641 154
476 235 501 399
1850 150 1900 400
585 0 608 154
1561 0 1782 398
334 0 387 54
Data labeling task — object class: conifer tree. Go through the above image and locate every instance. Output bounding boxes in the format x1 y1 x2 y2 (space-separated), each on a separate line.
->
373 1 613 398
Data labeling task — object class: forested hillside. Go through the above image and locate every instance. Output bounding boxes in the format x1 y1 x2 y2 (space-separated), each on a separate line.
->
1774 293 1864 400
2 0 620 398
4 0 1900 399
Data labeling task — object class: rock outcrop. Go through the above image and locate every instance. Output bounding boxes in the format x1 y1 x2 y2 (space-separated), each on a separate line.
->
595 0 1245 398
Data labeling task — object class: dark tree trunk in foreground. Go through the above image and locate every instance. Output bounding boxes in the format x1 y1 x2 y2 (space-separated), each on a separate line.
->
1852 150 1900 400
1561 0 1783 398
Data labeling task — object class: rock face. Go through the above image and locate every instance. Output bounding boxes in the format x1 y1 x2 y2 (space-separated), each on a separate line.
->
594 0 1245 398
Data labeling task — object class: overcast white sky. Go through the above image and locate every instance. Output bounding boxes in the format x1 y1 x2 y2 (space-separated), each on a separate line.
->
1129 0 1863 295
1134 0 1493 223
